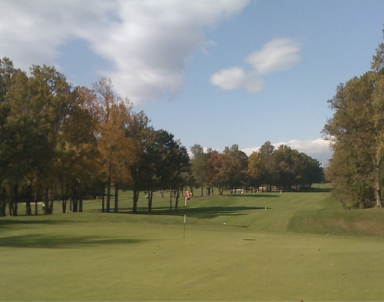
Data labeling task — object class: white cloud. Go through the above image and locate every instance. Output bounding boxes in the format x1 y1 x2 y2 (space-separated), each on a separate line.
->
0 0 116 70
209 67 263 92
210 38 301 92
0 0 250 105
245 38 301 75
242 138 332 166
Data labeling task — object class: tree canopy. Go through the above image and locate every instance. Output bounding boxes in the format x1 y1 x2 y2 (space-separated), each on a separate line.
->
323 32 384 209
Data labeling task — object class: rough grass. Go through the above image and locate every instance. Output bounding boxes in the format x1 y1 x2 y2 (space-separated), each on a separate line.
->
1 186 384 301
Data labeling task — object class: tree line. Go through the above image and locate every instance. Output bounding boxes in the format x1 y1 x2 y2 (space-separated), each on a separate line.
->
190 142 323 197
0 57 323 216
323 30 384 209
0 58 191 216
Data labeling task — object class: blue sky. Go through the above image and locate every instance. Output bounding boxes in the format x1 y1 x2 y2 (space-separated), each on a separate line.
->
1 0 383 165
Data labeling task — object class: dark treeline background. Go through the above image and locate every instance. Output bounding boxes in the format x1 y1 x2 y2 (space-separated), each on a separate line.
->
0 58 323 217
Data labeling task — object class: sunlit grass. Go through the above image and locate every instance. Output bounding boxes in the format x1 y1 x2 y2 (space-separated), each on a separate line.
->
1 185 384 301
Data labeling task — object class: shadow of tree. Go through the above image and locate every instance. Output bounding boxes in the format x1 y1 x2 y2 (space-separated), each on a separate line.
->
140 205 270 220
295 187 332 193
0 234 145 249
186 206 269 219
225 193 280 198
0 219 71 229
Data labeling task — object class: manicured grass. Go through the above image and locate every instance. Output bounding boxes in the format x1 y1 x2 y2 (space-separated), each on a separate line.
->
1 186 384 301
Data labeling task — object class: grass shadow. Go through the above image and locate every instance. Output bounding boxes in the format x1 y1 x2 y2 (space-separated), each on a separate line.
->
188 206 269 219
139 205 270 219
0 218 71 229
225 193 280 198
0 234 146 249
297 187 332 193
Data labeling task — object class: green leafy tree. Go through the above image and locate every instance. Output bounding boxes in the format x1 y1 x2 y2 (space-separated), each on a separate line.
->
323 37 384 208
6 64 77 214
190 144 207 196
258 141 277 191
223 144 248 192
247 151 263 192
126 111 153 213
205 149 228 195
58 86 99 213
163 138 190 211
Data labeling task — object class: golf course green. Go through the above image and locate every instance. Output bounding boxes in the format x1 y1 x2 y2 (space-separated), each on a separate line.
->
1 186 384 301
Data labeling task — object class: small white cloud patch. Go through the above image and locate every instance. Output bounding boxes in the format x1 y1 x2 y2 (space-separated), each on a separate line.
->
245 38 301 75
209 67 263 92
210 38 301 92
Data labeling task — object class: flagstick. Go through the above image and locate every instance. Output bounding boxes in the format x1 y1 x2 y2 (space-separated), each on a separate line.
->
183 197 187 239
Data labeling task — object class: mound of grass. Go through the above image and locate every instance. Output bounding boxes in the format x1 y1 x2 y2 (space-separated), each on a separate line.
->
287 203 384 237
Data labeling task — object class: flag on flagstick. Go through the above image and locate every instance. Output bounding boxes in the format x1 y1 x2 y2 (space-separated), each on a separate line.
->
185 190 192 206
185 190 192 200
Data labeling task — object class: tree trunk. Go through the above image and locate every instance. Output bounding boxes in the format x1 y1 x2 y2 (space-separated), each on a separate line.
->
25 196 30 216
132 189 139 213
8 199 12 216
106 175 111 212
0 201 5 216
175 188 180 210
49 185 55 214
219 187 223 195
114 183 119 212
0 189 6 216
148 190 153 212
72 191 78 212
101 183 105 212
61 183 67 213
106 156 112 212
79 185 83 212
44 186 49 214
72 198 78 212
169 189 173 211
34 191 38 215
12 183 18 216
375 164 382 207
62 198 67 213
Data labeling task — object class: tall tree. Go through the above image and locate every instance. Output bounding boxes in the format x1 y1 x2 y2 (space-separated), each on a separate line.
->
273 145 298 190
206 149 228 195
323 39 384 208
190 144 207 196
3 64 72 215
258 141 277 191
144 129 189 211
126 111 153 213
0 59 22 215
222 144 248 192
93 79 136 212
247 151 263 192
59 86 99 213
99 104 135 212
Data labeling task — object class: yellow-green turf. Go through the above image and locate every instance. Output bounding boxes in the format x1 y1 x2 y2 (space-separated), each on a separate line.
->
1 186 384 301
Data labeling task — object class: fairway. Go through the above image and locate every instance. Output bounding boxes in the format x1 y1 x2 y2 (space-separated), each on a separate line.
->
1 188 384 301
